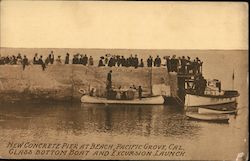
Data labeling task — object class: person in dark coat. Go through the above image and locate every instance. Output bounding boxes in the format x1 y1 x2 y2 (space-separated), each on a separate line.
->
139 59 144 67
192 59 198 74
154 55 161 67
98 57 105 67
0 55 4 65
121 56 126 66
108 56 114 67
4 56 10 64
17 53 22 60
147 56 153 67
49 51 54 64
38 56 46 71
197 57 203 74
186 56 191 74
11 55 17 65
170 55 178 72
134 54 139 68
200 76 207 95
165 56 171 72
22 55 28 70
83 54 88 65
106 70 112 98
89 56 94 66
45 56 50 65
75 54 80 64
79 54 84 64
17 53 22 64
72 55 77 64
107 70 112 83
125 58 129 67
104 54 109 66
117 55 121 67
65 53 70 64
216 80 221 92
180 56 187 74
138 86 142 99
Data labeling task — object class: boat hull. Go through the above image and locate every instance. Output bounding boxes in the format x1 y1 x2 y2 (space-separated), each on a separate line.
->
81 95 164 105
185 93 237 107
198 107 237 114
186 112 230 123
185 102 237 112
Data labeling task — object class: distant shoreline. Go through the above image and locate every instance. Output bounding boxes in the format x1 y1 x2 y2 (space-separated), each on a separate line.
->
1 47 247 51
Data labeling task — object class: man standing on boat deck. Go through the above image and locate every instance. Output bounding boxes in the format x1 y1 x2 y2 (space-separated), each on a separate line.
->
107 70 112 98
138 86 142 100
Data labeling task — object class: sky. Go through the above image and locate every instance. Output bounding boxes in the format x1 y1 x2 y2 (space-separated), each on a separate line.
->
0 1 248 49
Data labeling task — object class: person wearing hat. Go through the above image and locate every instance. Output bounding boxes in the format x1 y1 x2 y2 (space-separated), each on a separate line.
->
22 55 28 70
121 56 126 67
89 56 94 66
147 55 153 67
72 54 77 64
56 55 62 64
64 53 70 64
38 55 46 71
170 55 178 72
48 51 54 64
139 59 144 67
138 86 143 100
83 54 88 66
134 54 139 68
165 56 171 72
196 57 203 74
186 56 191 74
106 70 113 99
79 54 84 64
154 55 161 67
104 54 109 66
98 56 105 67
180 56 187 74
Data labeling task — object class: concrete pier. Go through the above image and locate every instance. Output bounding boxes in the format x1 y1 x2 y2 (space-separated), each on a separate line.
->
0 65 177 103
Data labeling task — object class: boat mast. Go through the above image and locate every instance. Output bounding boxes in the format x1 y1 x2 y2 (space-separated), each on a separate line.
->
232 69 235 90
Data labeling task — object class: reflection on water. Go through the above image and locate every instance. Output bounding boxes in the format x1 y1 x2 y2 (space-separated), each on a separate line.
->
0 103 201 139
0 102 248 160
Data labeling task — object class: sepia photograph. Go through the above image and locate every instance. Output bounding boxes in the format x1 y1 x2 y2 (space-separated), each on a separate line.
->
0 1 248 160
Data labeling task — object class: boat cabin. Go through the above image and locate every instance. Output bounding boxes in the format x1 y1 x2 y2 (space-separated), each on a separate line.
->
185 76 239 98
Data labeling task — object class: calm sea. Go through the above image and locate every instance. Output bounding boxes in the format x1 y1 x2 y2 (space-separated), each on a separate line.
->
0 49 248 160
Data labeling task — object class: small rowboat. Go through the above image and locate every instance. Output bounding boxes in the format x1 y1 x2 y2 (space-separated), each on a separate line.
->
186 112 230 123
81 95 164 105
198 107 237 114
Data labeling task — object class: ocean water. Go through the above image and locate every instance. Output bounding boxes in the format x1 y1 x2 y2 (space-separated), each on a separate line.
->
0 49 248 160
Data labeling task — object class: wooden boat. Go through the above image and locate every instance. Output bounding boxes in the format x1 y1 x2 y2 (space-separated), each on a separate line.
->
81 95 164 105
185 102 237 112
186 112 230 123
185 90 239 107
198 107 237 114
80 66 165 105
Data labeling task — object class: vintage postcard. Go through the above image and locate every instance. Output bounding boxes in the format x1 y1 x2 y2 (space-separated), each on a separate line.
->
0 1 248 160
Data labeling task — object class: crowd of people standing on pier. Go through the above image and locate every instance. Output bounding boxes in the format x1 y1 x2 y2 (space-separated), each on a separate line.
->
0 51 203 75
97 54 162 68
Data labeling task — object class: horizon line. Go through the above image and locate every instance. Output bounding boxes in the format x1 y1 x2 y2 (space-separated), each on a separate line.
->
0 47 248 51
